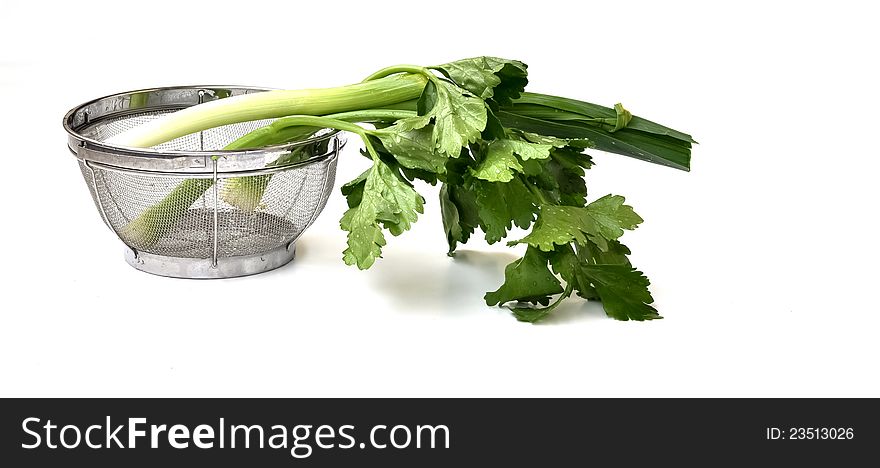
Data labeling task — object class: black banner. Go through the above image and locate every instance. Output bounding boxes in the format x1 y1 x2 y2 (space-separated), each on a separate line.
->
1 398 876 465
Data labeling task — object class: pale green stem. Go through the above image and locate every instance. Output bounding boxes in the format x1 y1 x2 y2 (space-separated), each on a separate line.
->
108 74 427 148
362 65 431 82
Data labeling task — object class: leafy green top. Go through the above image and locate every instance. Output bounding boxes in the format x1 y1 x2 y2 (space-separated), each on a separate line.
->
397 78 487 156
264 56 691 322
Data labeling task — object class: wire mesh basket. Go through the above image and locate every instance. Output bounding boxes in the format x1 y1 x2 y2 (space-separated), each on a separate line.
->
63 86 343 278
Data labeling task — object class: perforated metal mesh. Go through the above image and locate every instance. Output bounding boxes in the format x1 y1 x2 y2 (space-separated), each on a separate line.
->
81 110 277 151
76 111 337 259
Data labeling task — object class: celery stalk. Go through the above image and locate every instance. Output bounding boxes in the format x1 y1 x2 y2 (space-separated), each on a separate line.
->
108 74 427 148
118 178 215 247
219 109 415 211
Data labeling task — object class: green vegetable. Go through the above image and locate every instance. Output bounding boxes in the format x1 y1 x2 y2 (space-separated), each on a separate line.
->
497 93 696 171
340 158 424 269
110 57 695 323
106 74 427 148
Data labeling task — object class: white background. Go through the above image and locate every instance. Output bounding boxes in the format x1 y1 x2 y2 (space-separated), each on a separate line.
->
1 0 878 397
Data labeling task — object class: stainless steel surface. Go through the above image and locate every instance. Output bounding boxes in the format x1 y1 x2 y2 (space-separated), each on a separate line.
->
65 85 343 279
212 158 219 268
84 160 112 230
124 243 297 279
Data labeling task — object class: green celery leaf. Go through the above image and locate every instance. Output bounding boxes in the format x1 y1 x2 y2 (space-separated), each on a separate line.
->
417 79 438 116
521 146 592 207
497 138 556 161
551 146 594 170
546 156 588 206
511 195 642 251
582 265 661 321
472 177 537 243
399 166 439 185
547 246 657 320
485 246 563 306
370 124 448 174
482 107 507 140
517 130 584 148
340 169 369 208
582 239 632 266
340 211 385 270
470 141 523 182
398 79 487 156
340 160 425 269
444 150 476 186
511 305 555 323
439 185 463 255
434 57 528 105
548 241 631 301
581 194 644 245
549 245 598 300
439 183 480 254
510 282 574 323
470 135 559 182
511 308 548 322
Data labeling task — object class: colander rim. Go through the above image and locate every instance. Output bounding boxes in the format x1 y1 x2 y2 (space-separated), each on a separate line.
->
62 84 342 160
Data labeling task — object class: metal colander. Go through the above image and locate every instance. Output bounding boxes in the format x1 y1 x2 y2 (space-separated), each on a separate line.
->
64 86 343 278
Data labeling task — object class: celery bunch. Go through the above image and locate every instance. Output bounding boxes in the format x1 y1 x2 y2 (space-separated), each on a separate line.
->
109 57 695 322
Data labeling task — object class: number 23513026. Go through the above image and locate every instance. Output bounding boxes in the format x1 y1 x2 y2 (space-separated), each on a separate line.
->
766 427 854 440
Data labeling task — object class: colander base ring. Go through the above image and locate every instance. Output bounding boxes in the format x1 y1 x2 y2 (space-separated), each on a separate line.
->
123 243 296 279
